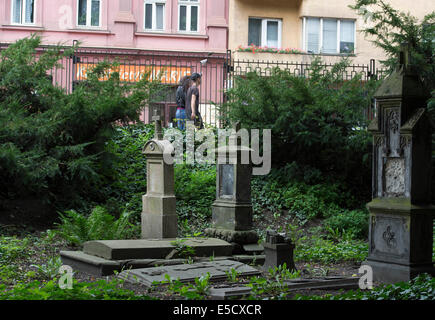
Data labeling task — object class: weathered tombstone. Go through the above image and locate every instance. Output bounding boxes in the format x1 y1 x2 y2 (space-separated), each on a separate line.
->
141 107 178 239
205 122 259 246
118 260 261 287
263 231 295 271
363 44 435 283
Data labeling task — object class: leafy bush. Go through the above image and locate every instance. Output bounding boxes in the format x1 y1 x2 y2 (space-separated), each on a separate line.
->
295 236 368 263
223 58 378 199
297 274 435 300
324 209 369 239
252 166 361 223
103 124 154 222
0 35 162 217
175 164 216 235
0 278 152 300
54 206 137 246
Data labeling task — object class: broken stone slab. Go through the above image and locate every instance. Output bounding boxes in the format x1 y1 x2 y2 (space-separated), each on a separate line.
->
60 250 121 276
242 244 264 254
209 277 361 300
118 260 261 287
283 277 360 290
60 250 239 276
83 238 233 260
232 255 265 265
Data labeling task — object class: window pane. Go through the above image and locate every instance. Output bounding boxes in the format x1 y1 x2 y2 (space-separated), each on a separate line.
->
306 18 320 53
78 0 87 25
322 19 337 54
13 0 22 23
267 21 278 47
340 20 355 53
91 0 100 26
156 4 164 30
145 3 153 29
25 0 34 23
179 6 187 31
248 18 261 46
190 6 198 32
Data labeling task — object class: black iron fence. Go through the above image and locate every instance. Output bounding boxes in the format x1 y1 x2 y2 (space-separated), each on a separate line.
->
0 43 387 126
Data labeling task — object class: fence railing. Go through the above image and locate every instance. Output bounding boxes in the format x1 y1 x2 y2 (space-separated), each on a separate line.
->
1 43 388 125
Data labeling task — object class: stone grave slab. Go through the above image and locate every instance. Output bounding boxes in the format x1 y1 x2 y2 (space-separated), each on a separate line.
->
118 260 261 287
83 238 233 260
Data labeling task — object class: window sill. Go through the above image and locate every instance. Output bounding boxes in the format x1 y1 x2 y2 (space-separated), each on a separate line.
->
306 52 357 57
135 32 208 39
1 24 44 31
65 28 112 34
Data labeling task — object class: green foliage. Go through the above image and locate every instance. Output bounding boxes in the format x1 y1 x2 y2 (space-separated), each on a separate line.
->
54 206 137 246
223 59 378 198
351 0 435 92
296 274 435 300
169 239 196 259
175 164 216 235
103 124 154 222
0 35 162 216
0 237 32 284
30 256 63 280
0 278 152 300
161 273 211 300
295 236 368 264
324 209 369 239
226 268 241 282
252 167 361 223
268 263 301 282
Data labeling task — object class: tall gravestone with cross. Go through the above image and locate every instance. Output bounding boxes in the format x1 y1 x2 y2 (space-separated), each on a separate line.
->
363 44 435 283
141 107 178 239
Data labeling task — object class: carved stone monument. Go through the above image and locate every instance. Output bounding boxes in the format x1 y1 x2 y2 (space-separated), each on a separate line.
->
205 122 259 246
363 45 435 283
141 107 178 239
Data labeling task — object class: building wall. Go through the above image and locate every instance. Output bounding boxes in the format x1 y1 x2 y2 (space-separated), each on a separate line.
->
0 0 229 53
229 0 434 66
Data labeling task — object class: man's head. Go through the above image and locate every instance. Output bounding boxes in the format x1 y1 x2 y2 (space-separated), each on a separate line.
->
190 72 202 85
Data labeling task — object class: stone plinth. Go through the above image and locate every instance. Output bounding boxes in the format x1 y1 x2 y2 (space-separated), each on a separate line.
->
262 231 295 271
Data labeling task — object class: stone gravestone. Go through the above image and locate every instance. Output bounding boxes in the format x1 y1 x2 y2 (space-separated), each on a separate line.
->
205 122 259 246
363 44 435 283
141 107 178 239
262 231 295 271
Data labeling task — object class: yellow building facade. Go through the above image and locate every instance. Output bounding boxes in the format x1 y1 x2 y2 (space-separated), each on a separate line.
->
229 0 433 66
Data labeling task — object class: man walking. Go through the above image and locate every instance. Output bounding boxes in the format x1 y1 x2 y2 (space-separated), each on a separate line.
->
185 73 204 129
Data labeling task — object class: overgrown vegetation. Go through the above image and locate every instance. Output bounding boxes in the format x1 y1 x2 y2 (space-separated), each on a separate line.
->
0 35 162 219
296 274 435 300
223 58 379 201
0 278 152 300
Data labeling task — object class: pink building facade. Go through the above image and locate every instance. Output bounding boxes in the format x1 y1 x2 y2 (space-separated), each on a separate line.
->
0 0 230 126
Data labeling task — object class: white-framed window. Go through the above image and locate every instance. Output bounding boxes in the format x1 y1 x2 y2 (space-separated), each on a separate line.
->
178 0 199 33
77 0 101 27
302 17 355 54
248 17 282 48
144 0 165 31
11 0 35 24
